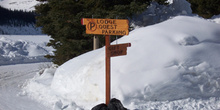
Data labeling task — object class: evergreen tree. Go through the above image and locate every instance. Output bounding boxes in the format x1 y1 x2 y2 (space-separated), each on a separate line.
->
36 0 92 65
36 0 166 65
0 6 35 26
187 0 220 18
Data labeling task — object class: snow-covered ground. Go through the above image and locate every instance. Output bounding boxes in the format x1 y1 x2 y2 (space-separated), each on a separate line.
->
22 16 220 110
0 62 52 110
0 35 54 110
1 0 220 110
0 0 40 11
0 35 53 65
0 0 43 35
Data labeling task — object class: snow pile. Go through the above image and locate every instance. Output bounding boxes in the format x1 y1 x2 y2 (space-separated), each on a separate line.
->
0 35 53 65
24 16 220 109
0 0 40 11
211 15 220 24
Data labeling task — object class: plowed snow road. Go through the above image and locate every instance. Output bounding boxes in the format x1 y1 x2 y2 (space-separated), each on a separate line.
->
0 62 51 110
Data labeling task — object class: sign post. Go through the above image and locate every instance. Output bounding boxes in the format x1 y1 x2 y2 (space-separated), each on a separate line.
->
81 18 130 105
105 35 111 104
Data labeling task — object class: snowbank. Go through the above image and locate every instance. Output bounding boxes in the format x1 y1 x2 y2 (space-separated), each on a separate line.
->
0 35 53 65
24 16 220 109
211 14 220 24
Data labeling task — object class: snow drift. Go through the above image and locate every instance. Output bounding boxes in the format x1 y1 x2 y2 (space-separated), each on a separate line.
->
24 16 220 109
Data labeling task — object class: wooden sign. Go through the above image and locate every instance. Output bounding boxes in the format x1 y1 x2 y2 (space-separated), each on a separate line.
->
81 18 129 36
107 43 131 57
81 17 131 105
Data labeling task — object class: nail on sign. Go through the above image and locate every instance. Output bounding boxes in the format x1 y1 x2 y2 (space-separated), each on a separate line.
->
81 18 129 36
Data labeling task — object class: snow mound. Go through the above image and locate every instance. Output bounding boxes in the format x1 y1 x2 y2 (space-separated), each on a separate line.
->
0 36 53 65
211 14 220 24
24 16 220 109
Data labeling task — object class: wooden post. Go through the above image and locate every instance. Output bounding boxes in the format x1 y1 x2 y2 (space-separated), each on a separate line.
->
93 36 99 50
105 35 110 105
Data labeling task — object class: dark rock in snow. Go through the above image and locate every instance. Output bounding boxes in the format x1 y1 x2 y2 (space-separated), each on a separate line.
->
91 98 127 110
91 103 108 110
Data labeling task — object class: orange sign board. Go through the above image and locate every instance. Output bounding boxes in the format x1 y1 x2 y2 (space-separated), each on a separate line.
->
81 18 129 36
107 43 131 57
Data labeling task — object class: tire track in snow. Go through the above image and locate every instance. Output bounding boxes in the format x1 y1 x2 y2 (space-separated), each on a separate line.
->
0 62 52 110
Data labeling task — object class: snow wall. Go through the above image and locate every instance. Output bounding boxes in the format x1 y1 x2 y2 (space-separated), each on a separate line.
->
50 16 220 108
